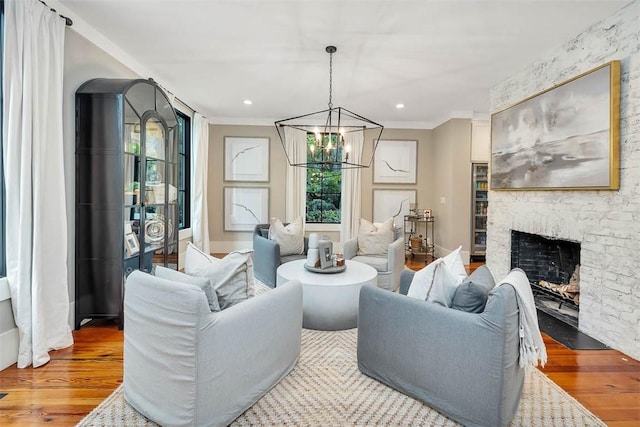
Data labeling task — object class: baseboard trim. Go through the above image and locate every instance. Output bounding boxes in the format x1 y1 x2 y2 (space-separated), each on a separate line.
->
0 328 19 371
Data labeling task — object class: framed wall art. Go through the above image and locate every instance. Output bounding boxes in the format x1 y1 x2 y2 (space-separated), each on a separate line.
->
224 187 269 231
372 189 416 224
491 60 620 190
373 139 417 184
224 136 270 182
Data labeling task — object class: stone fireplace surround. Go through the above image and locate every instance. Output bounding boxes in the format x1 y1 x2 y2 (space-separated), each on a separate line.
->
486 1 639 360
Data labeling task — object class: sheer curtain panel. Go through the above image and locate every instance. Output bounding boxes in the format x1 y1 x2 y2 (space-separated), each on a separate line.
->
191 114 210 253
3 0 73 368
284 127 307 221
340 130 364 243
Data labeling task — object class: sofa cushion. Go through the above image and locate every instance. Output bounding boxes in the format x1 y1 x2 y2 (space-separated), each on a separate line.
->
155 265 221 312
269 217 304 256
184 242 255 309
357 217 394 256
451 265 496 313
352 255 389 273
280 253 307 264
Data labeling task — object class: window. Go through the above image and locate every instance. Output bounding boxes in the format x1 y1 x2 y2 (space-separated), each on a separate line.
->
305 133 341 224
176 111 191 230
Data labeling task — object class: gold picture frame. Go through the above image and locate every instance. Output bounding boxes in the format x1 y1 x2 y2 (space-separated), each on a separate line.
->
490 60 620 190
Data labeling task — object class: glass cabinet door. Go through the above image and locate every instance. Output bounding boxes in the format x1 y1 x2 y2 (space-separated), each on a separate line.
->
123 102 142 267
471 163 489 258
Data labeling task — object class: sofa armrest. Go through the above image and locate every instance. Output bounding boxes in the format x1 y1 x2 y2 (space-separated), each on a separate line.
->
343 237 358 260
253 232 281 287
387 237 406 291
196 280 303 426
357 285 523 427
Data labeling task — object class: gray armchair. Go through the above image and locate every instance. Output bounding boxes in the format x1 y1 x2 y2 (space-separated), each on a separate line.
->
357 269 524 427
343 226 405 291
124 270 303 427
253 224 308 288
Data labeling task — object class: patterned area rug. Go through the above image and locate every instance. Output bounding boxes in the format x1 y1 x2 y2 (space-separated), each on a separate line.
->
78 328 605 426
77 282 605 426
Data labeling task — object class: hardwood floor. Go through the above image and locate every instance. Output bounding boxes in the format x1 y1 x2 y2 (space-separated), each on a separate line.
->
1 260 638 426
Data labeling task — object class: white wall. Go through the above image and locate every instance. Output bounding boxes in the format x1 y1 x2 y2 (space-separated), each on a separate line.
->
432 119 473 261
487 0 639 359
207 126 444 254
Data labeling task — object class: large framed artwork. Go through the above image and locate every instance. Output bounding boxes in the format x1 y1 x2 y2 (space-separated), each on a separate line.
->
373 140 417 184
491 60 620 190
372 189 416 224
224 187 269 231
224 137 270 182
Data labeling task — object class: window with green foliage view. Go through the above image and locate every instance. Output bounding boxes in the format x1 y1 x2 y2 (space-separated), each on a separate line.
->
306 133 341 224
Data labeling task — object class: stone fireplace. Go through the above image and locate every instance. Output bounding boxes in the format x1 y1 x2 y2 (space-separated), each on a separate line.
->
486 1 639 360
510 231 580 328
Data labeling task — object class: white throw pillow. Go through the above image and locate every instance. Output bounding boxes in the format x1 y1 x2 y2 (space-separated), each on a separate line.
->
184 242 254 309
442 245 468 283
407 258 442 300
357 217 394 256
407 252 464 307
269 216 305 256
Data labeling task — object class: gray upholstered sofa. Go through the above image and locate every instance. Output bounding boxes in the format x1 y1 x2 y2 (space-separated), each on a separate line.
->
123 270 303 427
253 223 308 287
357 269 524 427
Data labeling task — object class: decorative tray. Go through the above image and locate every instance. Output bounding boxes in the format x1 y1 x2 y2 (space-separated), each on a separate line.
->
303 263 347 274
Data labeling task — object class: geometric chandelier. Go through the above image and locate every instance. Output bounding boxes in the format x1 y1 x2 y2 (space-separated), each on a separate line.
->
275 45 384 169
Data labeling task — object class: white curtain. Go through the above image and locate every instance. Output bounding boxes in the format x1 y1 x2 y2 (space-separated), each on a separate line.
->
284 127 307 222
191 114 211 254
340 130 364 243
3 0 73 368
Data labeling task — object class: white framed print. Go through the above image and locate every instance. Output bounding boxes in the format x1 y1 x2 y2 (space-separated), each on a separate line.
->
224 187 269 231
224 137 270 182
372 189 416 224
124 232 140 256
373 140 417 184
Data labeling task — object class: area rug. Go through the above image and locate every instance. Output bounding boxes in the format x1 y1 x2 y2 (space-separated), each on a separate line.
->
77 329 605 427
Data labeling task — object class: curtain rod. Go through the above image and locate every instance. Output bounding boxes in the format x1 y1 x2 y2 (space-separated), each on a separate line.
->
39 0 73 26
147 78 202 117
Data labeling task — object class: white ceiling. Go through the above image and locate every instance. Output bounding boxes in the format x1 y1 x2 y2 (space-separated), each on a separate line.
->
56 0 627 128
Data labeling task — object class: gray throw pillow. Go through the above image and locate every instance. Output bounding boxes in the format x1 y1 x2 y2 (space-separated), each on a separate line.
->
155 265 221 312
450 265 495 313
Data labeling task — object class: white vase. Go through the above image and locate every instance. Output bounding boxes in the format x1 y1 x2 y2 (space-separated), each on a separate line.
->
306 248 319 267
308 233 319 249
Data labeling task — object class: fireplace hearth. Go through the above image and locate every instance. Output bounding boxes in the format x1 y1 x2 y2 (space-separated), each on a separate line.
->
511 231 581 328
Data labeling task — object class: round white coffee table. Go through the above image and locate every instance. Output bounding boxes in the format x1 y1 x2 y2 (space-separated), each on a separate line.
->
276 259 377 330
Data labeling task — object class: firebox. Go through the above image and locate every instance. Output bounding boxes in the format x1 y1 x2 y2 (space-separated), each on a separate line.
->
510 230 581 328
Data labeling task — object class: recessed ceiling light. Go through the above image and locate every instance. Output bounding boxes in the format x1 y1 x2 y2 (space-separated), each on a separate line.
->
244 100 253 105
396 103 405 109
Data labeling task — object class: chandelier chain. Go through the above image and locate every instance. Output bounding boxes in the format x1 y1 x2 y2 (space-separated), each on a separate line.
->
328 50 333 109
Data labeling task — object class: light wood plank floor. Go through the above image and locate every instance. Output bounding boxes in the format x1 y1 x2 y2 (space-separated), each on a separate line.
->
0 258 638 426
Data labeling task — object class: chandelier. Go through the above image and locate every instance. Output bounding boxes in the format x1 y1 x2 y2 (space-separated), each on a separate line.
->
275 45 384 169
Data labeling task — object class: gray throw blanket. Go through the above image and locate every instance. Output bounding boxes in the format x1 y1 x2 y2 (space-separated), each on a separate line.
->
497 268 548 368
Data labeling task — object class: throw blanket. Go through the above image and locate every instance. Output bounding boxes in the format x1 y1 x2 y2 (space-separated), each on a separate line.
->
497 268 548 368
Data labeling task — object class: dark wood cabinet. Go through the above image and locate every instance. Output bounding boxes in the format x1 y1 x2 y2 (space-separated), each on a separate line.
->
75 78 179 329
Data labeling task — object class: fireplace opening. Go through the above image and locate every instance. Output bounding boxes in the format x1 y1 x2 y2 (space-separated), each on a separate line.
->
511 231 580 328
